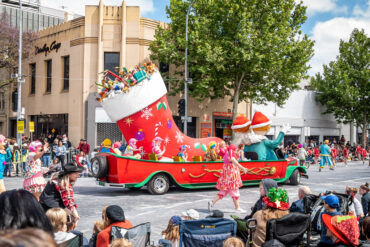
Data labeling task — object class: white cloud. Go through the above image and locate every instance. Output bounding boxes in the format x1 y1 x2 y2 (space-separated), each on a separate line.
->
309 17 370 75
353 0 370 18
297 0 348 15
41 0 154 16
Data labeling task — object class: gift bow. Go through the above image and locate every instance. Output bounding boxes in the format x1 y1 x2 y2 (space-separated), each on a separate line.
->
268 188 288 203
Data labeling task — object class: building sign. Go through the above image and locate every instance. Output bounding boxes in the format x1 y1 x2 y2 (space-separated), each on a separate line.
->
35 41 61 56
213 112 246 118
17 121 24 134
223 128 232 138
201 123 212 138
29 121 35 133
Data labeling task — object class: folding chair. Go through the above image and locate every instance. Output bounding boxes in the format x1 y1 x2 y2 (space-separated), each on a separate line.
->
59 232 83 247
179 218 237 247
111 222 151 247
265 212 311 247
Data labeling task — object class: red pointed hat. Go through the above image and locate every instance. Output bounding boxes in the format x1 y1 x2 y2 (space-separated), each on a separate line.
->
250 112 271 129
231 116 251 130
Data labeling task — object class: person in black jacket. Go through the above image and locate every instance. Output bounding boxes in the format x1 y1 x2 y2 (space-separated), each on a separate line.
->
360 182 370 216
244 178 278 220
39 163 83 220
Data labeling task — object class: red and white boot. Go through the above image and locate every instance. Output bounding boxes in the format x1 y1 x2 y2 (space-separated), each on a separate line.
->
101 71 222 160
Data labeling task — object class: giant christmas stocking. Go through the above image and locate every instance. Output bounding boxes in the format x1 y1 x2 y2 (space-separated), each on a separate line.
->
100 70 221 160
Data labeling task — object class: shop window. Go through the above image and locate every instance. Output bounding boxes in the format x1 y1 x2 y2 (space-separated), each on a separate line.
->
45 60 52 93
11 91 17 112
30 63 36 94
62 56 69 91
104 52 120 80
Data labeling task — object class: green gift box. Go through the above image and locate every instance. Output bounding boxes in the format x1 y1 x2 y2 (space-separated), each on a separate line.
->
133 70 147 83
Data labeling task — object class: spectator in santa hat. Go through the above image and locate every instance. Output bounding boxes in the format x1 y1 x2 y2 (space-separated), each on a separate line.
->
244 112 290 160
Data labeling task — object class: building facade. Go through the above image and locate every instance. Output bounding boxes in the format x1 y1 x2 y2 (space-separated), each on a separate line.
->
22 1 251 148
252 85 354 145
0 0 79 137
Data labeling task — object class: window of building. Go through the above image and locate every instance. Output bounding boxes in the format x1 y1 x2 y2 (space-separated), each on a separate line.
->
0 92 5 111
104 52 120 80
62 56 69 91
45 60 52 93
30 63 36 94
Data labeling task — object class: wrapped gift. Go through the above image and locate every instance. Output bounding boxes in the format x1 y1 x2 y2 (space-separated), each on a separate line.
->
133 70 147 83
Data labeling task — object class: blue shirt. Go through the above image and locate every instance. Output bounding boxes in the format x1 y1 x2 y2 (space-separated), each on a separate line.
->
290 199 304 213
0 153 6 179
320 144 331 156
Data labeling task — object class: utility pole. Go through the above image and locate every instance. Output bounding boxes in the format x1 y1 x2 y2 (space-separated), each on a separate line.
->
17 0 23 147
184 0 195 135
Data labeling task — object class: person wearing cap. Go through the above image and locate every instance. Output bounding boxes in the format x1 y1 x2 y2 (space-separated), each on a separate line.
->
244 112 291 161
319 195 343 246
40 163 83 221
96 205 133 247
23 141 49 201
320 140 334 172
251 188 290 247
320 214 360 247
181 209 200 220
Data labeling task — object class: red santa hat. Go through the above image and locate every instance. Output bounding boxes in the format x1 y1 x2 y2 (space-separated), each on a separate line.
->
250 111 271 129
231 116 251 130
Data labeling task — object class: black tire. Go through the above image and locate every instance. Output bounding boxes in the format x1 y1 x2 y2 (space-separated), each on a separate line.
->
147 173 170 195
289 169 301 185
91 156 108 179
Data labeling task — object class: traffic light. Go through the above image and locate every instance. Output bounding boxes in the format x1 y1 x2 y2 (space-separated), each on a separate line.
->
178 99 185 116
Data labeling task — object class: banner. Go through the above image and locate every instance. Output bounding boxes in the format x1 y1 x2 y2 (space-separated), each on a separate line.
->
29 121 35 133
200 123 212 138
17 121 24 134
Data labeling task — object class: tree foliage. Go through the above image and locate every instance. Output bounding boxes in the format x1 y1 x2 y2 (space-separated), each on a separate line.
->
149 0 314 120
0 12 37 89
311 28 369 145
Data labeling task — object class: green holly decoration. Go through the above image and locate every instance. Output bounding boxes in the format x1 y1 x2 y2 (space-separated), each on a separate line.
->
267 188 288 203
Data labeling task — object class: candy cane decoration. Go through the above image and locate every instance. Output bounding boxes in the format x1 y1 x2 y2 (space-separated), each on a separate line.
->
154 122 162 137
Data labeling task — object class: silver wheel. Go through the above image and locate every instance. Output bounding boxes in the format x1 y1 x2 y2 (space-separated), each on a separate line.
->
92 159 100 174
148 174 170 195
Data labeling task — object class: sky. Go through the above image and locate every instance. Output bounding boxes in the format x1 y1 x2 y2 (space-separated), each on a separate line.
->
40 0 370 76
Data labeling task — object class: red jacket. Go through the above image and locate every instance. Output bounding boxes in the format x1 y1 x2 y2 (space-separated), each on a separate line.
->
96 220 133 247
77 143 90 154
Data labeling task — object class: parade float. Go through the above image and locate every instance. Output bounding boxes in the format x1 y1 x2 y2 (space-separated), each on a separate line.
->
92 63 308 195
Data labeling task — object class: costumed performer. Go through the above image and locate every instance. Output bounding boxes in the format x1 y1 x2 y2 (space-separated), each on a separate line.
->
320 140 334 172
152 137 166 160
123 138 143 159
0 144 6 194
244 112 290 160
177 145 188 161
208 144 248 213
99 139 114 153
204 141 218 161
112 141 122 156
23 141 49 201
218 141 227 158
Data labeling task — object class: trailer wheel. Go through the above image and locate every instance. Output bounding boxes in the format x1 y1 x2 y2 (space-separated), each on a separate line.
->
91 156 108 179
289 169 301 185
148 174 170 195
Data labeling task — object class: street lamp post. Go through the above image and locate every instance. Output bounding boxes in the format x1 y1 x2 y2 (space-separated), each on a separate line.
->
17 0 23 146
184 0 195 135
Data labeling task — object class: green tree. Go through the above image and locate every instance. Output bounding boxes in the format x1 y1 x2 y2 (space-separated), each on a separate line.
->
311 28 369 146
149 0 314 122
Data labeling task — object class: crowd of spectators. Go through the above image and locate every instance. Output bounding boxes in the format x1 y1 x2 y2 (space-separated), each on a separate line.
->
0 176 369 246
278 136 369 167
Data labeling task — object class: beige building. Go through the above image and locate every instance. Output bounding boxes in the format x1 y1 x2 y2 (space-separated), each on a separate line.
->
22 1 251 147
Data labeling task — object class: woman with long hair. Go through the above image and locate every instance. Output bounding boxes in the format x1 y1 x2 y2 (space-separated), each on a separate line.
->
23 141 49 201
162 216 181 247
345 186 364 218
0 189 53 234
39 163 82 221
208 144 248 212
